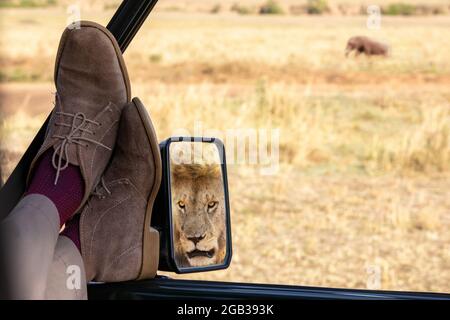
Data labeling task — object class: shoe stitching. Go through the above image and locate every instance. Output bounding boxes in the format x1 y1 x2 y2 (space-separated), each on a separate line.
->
97 178 147 203
88 103 118 179
91 177 112 198
89 119 118 179
87 195 132 258
103 244 142 277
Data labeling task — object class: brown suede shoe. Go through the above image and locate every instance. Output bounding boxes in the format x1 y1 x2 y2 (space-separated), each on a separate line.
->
79 98 162 282
27 21 131 214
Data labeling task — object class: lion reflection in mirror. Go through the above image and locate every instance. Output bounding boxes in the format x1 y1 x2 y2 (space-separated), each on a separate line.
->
170 142 227 268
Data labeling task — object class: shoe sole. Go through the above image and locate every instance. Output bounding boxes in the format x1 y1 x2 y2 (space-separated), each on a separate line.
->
132 98 163 280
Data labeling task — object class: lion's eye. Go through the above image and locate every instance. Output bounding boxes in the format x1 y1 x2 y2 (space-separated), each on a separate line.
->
177 200 185 209
207 201 218 211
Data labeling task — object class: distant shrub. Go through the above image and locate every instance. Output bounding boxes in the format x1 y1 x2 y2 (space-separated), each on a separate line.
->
211 4 221 14
306 0 329 15
431 5 448 15
20 0 38 7
164 6 183 12
0 0 57 8
231 3 251 15
0 68 41 82
10 68 31 81
149 54 163 64
259 1 284 15
414 4 448 15
383 3 416 16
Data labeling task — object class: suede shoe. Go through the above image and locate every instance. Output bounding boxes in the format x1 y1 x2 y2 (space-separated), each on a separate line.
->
80 98 162 281
27 21 131 214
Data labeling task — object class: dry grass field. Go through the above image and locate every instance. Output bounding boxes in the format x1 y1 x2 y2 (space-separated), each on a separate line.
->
0 5 449 292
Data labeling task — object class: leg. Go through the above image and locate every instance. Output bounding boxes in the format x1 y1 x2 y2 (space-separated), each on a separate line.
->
1 194 60 299
1 21 130 299
45 236 87 300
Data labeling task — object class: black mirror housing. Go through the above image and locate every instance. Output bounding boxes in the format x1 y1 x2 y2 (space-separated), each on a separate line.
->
152 137 232 274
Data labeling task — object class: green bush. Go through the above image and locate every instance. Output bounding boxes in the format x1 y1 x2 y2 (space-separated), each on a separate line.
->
20 0 45 7
231 3 251 15
0 0 57 8
383 3 416 16
149 54 163 64
259 0 284 15
306 0 329 14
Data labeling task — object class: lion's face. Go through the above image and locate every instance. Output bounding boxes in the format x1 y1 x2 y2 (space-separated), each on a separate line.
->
172 175 227 268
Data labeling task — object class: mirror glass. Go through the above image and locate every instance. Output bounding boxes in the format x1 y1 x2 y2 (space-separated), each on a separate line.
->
169 141 227 269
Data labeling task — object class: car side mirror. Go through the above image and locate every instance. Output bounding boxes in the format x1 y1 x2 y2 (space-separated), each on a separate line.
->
152 137 232 273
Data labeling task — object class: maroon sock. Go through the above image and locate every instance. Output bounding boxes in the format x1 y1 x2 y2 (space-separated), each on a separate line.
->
25 149 84 227
61 214 81 252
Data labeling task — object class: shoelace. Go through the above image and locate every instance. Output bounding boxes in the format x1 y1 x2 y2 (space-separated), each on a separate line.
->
51 95 112 185
92 177 112 199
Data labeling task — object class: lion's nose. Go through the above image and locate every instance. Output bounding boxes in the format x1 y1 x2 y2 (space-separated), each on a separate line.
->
188 234 205 245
